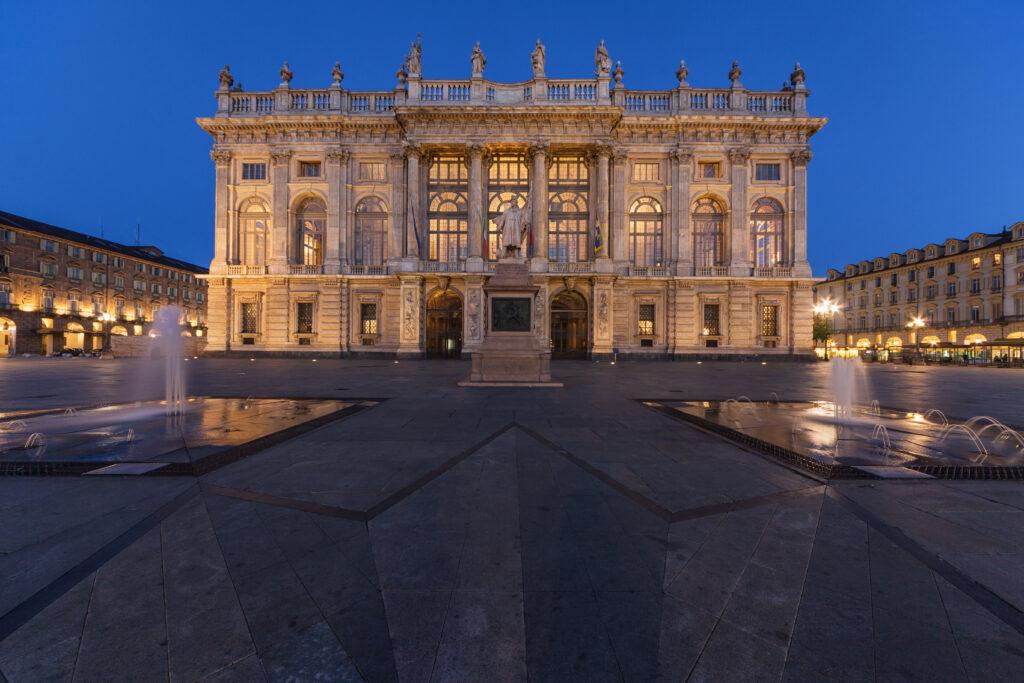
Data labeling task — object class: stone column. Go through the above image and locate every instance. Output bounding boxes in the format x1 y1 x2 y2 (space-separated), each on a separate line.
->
728 147 751 277
466 144 485 271
210 149 232 271
269 149 291 273
405 144 422 261
397 275 423 356
529 143 549 270
673 148 694 275
324 148 348 273
595 147 611 267
791 148 813 277
388 151 406 267
610 148 628 263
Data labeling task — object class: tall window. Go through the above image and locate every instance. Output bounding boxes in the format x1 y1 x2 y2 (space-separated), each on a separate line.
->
0 282 9 306
295 197 325 265
693 197 725 268
239 198 270 265
240 303 258 335
354 197 387 266
702 303 721 336
427 156 469 262
487 155 530 260
638 303 656 335
548 155 590 262
751 198 784 268
296 302 314 333
628 197 664 266
761 304 779 337
360 303 378 335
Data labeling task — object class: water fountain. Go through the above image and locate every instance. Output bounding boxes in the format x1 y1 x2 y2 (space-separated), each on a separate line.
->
154 306 186 416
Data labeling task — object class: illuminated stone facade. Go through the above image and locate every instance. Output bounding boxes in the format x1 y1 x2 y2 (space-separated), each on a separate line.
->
0 211 208 357
817 223 1024 350
197 42 826 358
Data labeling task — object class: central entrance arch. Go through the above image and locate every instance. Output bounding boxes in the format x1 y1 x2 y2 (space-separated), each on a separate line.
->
0 318 15 357
550 290 588 359
426 290 463 359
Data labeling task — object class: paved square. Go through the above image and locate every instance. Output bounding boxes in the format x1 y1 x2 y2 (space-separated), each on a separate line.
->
0 358 1022 681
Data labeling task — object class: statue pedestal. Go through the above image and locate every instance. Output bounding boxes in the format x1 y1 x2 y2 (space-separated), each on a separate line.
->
458 259 562 388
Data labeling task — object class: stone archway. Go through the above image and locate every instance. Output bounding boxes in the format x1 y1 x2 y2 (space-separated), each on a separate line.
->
425 290 463 359
550 290 588 359
0 318 15 357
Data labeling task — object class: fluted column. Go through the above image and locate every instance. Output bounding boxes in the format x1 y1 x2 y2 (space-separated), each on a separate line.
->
791 148 813 277
595 147 611 262
467 144 484 267
728 147 751 276
673 148 693 274
210 149 232 270
405 144 422 259
610 148 628 262
529 143 549 268
324 148 348 273
388 151 406 265
269 149 291 272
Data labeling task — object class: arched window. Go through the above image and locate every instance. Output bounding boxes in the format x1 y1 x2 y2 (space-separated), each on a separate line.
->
751 198 785 268
628 197 663 266
427 156 469 263
692 197 725 268
239 198 270 265
548 192 589 262
354 197 387 266
295 197 325 265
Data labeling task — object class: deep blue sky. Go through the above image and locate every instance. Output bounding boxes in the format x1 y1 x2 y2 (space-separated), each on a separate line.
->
2 0 1021 275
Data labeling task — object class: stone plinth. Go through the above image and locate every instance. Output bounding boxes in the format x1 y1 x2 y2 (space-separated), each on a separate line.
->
459 259 562 388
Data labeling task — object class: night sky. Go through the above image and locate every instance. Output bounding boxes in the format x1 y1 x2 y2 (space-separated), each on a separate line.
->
2 0 1021 274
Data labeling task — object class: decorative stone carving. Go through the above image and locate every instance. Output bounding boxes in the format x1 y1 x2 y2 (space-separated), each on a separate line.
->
728 147 751 164
595 40 612 77
402 287 416 340
331 62 344 86
405 34 422 77
790 62 805 88
396 65 408 87
470 42 486 77
533 290 545 336
728 61 742 87
279 62 293 86
468 287 481 341
597 289 610 338
209 148 232 166
531 40 546 78
218 65 233 90
791 148 813 167
270 149 291 165
675 59 689 87
612 61 624 87
672 146 694 164
325 148 349 163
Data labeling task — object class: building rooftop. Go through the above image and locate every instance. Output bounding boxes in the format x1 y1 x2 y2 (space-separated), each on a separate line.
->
0 209 207 274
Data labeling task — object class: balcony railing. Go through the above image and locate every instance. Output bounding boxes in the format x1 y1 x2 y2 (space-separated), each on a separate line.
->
549 261 594 274
215 76 809 119
227 265 268 275
289 265 323 275
627 266 670 277
694 266 729 277
348 264 387 275
753 266 793 278
417 261 464 273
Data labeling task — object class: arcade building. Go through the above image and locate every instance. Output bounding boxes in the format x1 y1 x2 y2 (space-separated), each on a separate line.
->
197 40 826 359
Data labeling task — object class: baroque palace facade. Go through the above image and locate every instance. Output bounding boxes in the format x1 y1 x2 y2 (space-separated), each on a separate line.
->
817 222 1024 350
0 210 208 357
198 40 826 359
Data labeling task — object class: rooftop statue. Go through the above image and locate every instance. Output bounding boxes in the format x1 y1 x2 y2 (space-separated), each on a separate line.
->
728 60 742 86
531 39 546 78
595 40 611 77
495 196 533 258
470 42 486 77
218 65 233 90
675 59 689 87
396 65 408 86
790 62 806 88
332 62 344 86
280 62 293 86
405 34 422 76
613 61 624 87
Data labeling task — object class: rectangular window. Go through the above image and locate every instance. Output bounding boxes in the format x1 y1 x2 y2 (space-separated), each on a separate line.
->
0 253 8 272
67 266 83 280
970 305 981 323
136 263 145 272
168 286 177 298
0 229 15 244
754 163 780 181
41 239 58 253
908 270 916 282
875 277 881 287
91 272 106 286
115 299 124 317
183 289 191 301
992 275 1002 291
242 162 267 180
40 261 56 277
67 245 83 258
92 252 106 264
760 304 779 337
927 266 935 279
42 290 54 311
151 283 162 295
133 279 144 291
197 291 205 303
971 256 981 270
946 308 956 323
947 281 957 296
360 303 378 335
702 303 721 336
240 302 258 334
0 282 9 306
947 262 956 275
296 302 314 334
547 155 589 263
970 278 981 294
358 162 386 181
632 162 660 182
428 155 469 262
907 289 916 302
994 253 1003 266
68 293 80 314
993 301 1002 320
299 161 321 178
112 256 124 269
699 162 721 179
889 290 898 304
890 273 898 286
637 303 655 335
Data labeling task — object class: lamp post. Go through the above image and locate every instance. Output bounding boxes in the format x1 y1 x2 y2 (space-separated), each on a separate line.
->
906 316 925 362
101 312 112 355
813 299 841 359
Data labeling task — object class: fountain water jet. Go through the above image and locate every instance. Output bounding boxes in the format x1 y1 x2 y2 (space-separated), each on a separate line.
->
830 356 868 418
154 307 187 416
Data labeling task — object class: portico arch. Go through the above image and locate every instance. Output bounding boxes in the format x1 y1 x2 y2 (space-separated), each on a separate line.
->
425 289 463 358
0 318 15 357
550 290 588 359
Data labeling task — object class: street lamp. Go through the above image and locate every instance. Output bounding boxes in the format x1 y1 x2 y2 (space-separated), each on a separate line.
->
101 311 112 355
906 316 925 359
812 299 841 358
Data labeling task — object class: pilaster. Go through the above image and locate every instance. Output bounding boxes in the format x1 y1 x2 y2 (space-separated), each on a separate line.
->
405 143 422 260
205 277 230 351
673 147 694 275
269 149 291 273
594 146 611 262
791 148 813 277
324 148 349 273
397 275 423 355
388 151 406 268
529 143 549 270
728 147 751 277
610 148 628 263
210 149 232 271
466 144 485 269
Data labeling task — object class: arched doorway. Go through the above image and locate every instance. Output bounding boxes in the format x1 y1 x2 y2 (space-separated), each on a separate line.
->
0 318 15 357
550 290 588 359
426 290 463 359
65 322 85 350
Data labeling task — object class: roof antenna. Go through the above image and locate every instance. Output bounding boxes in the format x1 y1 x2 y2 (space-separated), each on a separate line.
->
136 222 140 245
99 216 104 239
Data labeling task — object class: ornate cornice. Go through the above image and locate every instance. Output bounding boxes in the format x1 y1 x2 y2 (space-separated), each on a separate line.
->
209 148 232 165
